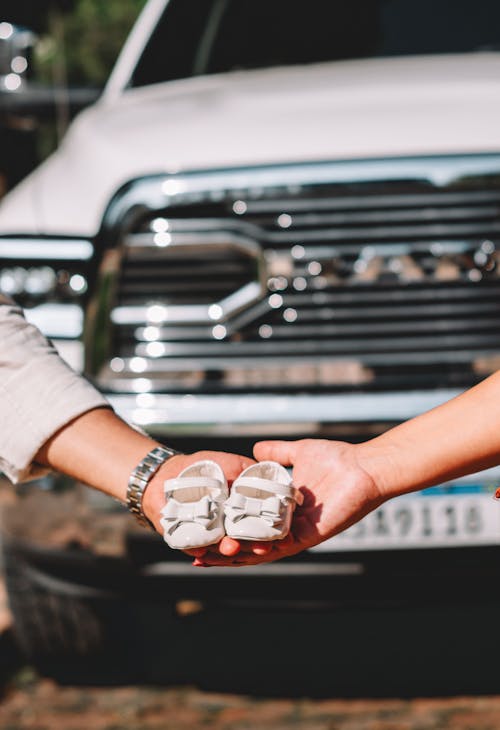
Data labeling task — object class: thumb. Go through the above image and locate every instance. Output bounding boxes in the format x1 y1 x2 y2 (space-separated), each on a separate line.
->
253 440 298 466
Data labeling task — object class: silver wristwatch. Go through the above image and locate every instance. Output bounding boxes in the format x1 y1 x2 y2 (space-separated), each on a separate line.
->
126 445 182 529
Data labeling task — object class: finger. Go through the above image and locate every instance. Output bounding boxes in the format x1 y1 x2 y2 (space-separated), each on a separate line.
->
220 539 273 556
198 536 297 567
190 536 272 560
200 544 288 567
249 542 273 555
217 535 242 556
253 440 298 466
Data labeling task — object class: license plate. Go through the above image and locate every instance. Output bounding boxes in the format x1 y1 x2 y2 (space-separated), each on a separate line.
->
311 469 500 552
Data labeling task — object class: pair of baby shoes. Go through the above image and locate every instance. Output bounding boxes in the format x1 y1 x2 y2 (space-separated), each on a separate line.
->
160 460 304 550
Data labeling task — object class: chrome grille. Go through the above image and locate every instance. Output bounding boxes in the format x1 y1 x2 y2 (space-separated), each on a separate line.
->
240 188 500 244
117 235 257 306
98 158 500 394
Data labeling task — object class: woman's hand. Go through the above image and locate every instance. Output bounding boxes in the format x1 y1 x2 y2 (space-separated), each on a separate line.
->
193 438 385 566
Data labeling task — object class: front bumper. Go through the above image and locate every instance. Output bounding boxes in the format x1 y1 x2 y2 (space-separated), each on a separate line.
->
107 387 464 434
5 533 500 608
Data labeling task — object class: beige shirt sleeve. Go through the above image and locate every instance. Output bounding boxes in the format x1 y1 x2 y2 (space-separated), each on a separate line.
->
0 295 109 483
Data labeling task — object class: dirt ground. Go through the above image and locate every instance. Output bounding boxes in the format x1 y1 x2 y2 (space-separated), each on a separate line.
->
2 675 500 730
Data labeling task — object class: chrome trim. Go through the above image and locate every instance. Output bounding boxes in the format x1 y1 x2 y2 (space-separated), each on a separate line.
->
99 349 500 383
0 238 94 260
214 281 264 321
108 388 464 427
106 341 500 365
289 240 493 260
124 230 263 258
112 280 264 325
157 155 500 194
113 230 266 325
127 225 500 260
248 188 500 212
112 303 212 325
103 154 500 229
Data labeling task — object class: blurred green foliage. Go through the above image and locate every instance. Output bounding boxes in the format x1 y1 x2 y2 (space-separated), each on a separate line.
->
35 0 148 87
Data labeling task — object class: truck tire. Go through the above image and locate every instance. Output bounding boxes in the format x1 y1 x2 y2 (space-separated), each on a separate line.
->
3 548 122 683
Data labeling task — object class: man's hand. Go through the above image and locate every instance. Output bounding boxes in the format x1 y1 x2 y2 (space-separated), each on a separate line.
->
193 439 385 566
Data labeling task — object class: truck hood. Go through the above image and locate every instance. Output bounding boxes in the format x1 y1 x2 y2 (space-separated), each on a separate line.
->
2 53 500 237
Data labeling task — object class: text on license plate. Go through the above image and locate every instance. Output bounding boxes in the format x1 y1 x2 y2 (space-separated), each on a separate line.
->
312 489 500 552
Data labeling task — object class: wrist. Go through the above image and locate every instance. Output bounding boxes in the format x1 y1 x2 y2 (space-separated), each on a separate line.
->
141 453 186 529
127 447 183 530
353 438 405 502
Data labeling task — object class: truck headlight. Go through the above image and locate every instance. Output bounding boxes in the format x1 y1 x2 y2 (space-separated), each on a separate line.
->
0 237 94 370
0 237 93 303
0 265 57 297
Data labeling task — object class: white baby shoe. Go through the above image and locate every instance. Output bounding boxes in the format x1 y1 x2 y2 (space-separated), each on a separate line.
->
160 460 228 549
224 461 304 541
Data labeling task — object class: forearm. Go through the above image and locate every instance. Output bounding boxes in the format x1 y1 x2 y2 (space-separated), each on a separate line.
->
359 371 500 499
35 407 164 503
34 407 254 536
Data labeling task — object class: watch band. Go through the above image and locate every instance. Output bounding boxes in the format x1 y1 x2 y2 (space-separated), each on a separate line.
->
127 445 182 529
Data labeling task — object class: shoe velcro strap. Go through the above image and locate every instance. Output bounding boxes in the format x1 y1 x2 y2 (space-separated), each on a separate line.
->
164 477 223 494
233 477 303 504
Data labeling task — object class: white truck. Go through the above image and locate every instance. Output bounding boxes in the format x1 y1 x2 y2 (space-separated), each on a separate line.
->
2 0 500 690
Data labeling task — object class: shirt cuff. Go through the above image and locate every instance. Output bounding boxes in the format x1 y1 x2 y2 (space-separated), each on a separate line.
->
0 351 109 484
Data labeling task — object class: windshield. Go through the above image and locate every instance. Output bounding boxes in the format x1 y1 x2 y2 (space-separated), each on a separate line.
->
131 0 500 87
